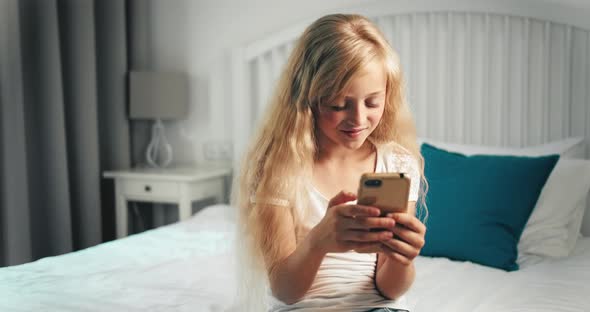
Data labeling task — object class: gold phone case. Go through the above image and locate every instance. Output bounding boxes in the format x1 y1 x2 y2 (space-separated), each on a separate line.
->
357 172 410 215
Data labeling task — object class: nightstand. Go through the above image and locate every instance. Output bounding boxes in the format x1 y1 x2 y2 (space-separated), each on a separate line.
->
103 166 231 238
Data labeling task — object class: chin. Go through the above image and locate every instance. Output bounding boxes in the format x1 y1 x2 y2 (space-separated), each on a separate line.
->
341 138 367 150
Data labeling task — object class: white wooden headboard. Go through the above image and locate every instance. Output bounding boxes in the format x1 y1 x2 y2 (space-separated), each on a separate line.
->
228 0 590 233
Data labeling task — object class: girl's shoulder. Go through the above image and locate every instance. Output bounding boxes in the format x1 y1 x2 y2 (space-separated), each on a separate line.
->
376 141 422 202
376 141 419 172
377 141 412 156
377 142 414 158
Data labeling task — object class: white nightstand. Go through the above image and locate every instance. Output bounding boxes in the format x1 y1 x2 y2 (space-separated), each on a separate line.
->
103 166 232 238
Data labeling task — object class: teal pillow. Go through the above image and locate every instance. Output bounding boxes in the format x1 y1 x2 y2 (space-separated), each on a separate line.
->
419 143 559 271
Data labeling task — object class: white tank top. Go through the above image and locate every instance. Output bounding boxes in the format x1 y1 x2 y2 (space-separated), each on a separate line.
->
268 145 421 311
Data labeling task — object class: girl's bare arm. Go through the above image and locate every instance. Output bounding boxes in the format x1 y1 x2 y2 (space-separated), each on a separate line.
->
266 191 390 304
375 201 425 299
264 207 325 304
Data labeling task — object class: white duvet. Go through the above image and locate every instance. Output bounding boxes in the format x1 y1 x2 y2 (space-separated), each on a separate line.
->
1 204 589 312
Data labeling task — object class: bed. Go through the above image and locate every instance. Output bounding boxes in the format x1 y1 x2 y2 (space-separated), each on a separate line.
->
2 205 589 311
3 0 590 311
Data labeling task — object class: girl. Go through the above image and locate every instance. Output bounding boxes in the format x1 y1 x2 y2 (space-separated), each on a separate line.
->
234 13 428 312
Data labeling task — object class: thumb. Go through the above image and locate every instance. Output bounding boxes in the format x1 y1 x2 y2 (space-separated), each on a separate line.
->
328 190 357 209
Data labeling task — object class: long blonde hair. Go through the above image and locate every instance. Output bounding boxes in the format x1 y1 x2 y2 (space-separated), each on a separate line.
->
232 14 428 310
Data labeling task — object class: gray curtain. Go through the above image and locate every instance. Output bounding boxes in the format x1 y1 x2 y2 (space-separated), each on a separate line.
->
0 0 130 266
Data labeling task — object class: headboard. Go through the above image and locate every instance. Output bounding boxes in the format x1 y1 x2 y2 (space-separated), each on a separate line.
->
228 0 590 234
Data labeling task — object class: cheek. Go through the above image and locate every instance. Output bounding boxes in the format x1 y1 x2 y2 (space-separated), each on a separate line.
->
318 112 342 128
368 108 385 125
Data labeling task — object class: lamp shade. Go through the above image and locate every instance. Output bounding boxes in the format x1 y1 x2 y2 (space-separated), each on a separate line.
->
129 71 189 119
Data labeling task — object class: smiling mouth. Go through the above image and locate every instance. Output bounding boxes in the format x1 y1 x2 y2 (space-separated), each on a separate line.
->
340 128 367 137
342 128 364 133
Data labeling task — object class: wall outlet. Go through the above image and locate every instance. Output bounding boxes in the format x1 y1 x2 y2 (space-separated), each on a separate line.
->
204 141 232 161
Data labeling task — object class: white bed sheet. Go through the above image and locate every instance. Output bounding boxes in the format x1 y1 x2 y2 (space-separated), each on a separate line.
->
408 242 590 311
1 204 589 312
0 205 238 312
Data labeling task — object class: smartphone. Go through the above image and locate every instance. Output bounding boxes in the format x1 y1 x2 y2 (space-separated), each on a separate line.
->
357 172 410 216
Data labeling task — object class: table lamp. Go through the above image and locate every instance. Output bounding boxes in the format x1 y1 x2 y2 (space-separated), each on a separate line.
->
129 71 189 168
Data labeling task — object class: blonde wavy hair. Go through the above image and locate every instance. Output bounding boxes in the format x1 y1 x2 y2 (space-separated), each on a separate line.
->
231 14 428 310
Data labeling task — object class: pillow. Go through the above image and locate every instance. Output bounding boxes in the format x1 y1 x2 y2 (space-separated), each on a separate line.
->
518 159 590 257
418 143 559 271
418 137 590 259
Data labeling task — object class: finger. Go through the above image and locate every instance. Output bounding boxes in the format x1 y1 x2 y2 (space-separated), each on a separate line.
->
344 216 396 231
328 191 357 208
353 242 383 253
380 248 412 265
338 204 381 218
391 226 425 249
341 230 393 242
387 213 426 234
344 241 382 251
382 237 420 260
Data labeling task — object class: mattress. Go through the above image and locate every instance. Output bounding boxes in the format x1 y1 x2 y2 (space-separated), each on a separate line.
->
1 204 589 312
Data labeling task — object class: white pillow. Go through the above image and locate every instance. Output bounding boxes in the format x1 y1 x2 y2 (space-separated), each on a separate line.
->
418 137 590 260
517 159 590 257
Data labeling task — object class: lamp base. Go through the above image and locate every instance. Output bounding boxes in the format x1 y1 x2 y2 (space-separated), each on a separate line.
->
146 119 173 168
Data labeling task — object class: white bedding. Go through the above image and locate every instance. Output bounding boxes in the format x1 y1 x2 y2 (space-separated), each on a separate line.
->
1 204 589 312
0 205 238 312
409 243 590 311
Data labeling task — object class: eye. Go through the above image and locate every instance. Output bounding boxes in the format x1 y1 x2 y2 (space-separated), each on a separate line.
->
330 105 346 111
366 95 384 108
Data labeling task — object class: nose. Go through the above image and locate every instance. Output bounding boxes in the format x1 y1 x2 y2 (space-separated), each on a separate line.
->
347 102 366 125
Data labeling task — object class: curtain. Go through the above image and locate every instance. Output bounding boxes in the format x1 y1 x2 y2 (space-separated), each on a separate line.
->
0 0 131 267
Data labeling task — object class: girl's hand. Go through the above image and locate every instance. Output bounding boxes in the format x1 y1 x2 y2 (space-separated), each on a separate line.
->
378 212 426 265
308 191 396 254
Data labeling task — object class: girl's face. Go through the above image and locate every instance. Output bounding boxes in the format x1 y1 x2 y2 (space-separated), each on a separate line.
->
316 59 387 151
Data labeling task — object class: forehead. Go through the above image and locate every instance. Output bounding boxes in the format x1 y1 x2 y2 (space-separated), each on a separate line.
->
340 59 387 98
